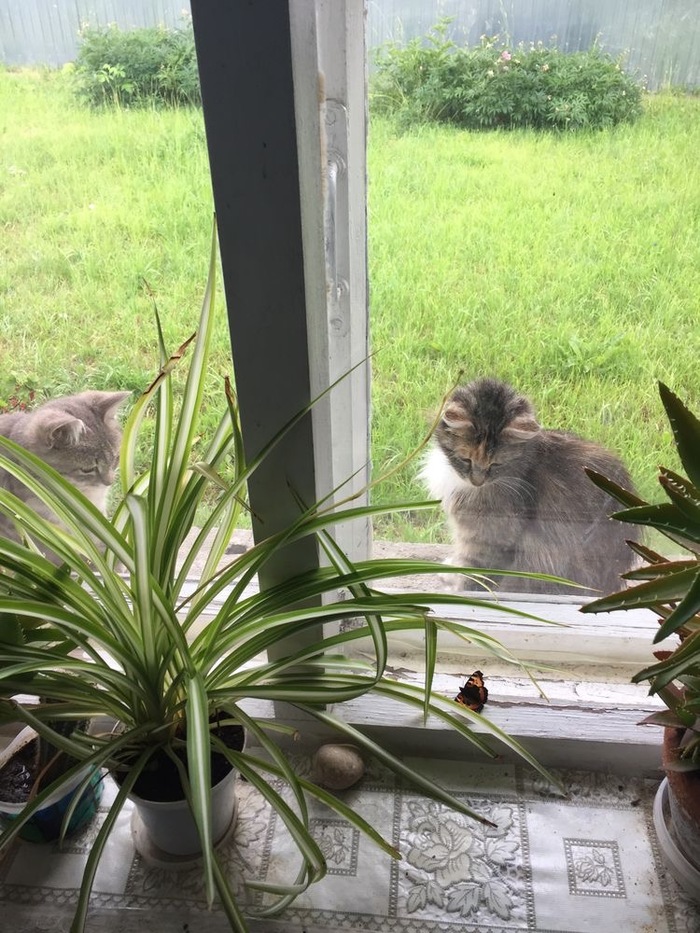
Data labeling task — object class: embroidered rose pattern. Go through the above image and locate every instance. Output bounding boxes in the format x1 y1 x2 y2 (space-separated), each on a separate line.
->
401 799 521 921
574 849 615 887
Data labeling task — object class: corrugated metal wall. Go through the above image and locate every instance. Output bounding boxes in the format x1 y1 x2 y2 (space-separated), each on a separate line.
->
0 0 186 67
0 0 697 89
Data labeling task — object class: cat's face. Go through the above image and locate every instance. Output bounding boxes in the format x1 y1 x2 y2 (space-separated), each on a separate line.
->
15 390 131 507
435 379 540 488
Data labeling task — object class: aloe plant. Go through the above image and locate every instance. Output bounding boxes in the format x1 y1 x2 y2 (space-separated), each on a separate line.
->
0 222 561 932
582 382 700 771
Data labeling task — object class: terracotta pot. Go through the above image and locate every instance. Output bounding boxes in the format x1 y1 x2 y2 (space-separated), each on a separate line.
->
662 726 700 870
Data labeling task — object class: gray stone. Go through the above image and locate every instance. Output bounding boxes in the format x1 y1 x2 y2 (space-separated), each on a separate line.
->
312 743 365 790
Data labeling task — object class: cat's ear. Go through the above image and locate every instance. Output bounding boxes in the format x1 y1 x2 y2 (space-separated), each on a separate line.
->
83 391 132 422
502 416 541 443
441 405 472 431
32 411 87 450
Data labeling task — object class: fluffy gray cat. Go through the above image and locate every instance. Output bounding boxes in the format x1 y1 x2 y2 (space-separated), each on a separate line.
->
421 377 637 595
0 390 130 546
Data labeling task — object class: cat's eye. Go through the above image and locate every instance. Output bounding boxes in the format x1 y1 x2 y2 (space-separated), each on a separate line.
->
462 458 472 468
80 464 98 475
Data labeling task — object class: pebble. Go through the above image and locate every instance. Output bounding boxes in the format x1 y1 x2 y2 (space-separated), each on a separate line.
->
312 743 365 790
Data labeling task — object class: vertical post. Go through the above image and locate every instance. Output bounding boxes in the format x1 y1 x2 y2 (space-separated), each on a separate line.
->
190 0 323 601
190 1 369 651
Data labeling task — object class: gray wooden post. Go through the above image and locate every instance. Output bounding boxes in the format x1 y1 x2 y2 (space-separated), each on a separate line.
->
190 1 369 650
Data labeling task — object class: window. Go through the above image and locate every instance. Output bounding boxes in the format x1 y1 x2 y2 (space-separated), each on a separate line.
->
190 1 666 775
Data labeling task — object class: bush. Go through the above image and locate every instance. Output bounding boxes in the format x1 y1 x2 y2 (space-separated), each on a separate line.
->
73 21 201 107
371 23 644 131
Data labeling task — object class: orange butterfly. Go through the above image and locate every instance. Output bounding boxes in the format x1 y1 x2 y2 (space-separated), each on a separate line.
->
455 670 488 712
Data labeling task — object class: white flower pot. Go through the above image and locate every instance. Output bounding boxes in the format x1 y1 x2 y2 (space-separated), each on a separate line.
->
653 777 700 904
129 764 238 858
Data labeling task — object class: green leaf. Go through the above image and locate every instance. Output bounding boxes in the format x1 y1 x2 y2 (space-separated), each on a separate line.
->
610 503 700 545
623 559 699 582
633 631 700 689
659 382 700 488
584 468 646 508
235 746 399 860
654 572 700 642
581 565 700 614
658 469 700 525
186 672 215 906
70 749 154 933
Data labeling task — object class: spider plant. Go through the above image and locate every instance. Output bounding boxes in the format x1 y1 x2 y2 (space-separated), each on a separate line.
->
0 223 561 933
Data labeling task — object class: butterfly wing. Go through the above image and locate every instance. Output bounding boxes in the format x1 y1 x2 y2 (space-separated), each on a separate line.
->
455 670 488 712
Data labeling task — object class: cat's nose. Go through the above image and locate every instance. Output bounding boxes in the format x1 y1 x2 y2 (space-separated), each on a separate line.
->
469 467 488 487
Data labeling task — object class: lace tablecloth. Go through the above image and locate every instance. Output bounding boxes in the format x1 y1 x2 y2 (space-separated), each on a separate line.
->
0 756 697 933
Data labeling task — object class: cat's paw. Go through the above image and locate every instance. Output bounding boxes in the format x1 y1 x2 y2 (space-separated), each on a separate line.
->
438 558 465 592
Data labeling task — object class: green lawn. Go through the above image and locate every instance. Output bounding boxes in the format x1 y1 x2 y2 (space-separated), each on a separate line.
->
1 69 698 540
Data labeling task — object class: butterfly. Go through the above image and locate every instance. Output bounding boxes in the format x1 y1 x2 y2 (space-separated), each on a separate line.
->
455 670 488 712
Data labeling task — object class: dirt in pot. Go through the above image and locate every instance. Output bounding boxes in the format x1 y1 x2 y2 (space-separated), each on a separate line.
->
117 721 245 803
0 739 85 804
0 738 38 803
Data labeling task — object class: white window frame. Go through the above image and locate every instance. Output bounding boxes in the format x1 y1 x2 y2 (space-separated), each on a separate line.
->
190 0 665 777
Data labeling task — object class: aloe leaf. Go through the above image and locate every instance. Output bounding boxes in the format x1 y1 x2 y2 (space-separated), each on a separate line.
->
626 540 668 565
659 382 700 488
659 468 700 522
624 559 699 581
654 573 700 642
610 502 700 545
584 467 647 508
581 565 700 614
633 632 700 688
665 758 700 772
639 710 681 728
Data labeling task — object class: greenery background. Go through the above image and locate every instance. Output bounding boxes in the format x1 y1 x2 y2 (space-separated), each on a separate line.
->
0 66 698 541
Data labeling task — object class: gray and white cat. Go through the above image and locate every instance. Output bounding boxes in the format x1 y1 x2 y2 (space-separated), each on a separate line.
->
0 390 131 545
421 377 637 595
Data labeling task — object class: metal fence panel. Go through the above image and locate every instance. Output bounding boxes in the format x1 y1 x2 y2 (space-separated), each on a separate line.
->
0 0 697 89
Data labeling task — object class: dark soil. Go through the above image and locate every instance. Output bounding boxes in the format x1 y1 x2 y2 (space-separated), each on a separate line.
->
0 738 83 804
120 721 245 803
0 738 38 803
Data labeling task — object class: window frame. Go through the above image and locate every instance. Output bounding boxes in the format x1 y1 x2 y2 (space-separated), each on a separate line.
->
190 0 664 776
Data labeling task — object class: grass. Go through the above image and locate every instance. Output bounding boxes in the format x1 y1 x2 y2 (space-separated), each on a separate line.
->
1 68 699 542
368 94 700 538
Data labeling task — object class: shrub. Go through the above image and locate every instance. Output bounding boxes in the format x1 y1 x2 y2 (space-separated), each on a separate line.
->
73 21 201 107
371 23 644 131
